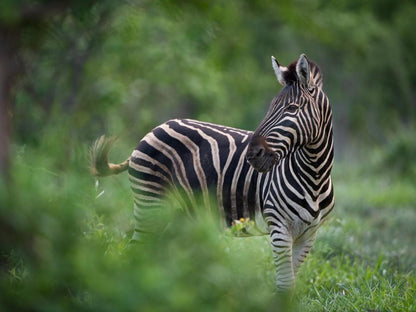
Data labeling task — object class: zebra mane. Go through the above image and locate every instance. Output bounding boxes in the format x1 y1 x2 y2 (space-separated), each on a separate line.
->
284 58 323 89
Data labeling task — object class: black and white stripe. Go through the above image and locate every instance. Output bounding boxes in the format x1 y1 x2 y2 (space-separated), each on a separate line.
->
91 53 334 290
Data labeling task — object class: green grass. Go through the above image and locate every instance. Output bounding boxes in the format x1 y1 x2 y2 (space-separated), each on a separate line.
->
1 144 415 311
292 162 416 311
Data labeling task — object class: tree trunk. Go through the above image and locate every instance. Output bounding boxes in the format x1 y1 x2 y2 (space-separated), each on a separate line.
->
0 28 19 180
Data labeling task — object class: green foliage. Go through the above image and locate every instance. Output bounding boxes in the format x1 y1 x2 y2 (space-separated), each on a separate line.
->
230 217 268 237
2 145 415 311
11 0 416 149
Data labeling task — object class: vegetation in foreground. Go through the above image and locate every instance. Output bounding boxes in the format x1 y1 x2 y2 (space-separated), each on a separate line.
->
1 142 415 312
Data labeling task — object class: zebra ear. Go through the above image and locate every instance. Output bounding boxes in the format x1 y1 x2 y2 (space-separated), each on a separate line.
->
271 56 287 86
296 54 310 87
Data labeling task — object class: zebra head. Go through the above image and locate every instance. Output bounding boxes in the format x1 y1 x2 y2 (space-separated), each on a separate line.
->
247 54 327 172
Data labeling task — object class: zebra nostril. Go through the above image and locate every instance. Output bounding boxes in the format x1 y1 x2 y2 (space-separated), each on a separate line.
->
247 145 265 160
256 146 265 157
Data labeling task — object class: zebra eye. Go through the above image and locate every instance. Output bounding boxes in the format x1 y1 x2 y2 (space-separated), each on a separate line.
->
286 104 298 113
308 85 315 93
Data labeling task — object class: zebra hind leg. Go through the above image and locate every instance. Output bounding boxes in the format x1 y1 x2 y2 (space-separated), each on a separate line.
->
292 229 318 278
130 186 188 243
131 200 172 243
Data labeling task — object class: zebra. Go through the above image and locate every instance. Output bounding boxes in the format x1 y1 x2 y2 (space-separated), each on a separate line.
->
90 53 334 290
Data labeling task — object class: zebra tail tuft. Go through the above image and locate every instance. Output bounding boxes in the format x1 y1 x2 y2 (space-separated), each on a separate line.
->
90 135 130 177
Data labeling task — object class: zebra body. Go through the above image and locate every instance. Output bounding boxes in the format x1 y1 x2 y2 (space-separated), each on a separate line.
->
91 54 334 289
129 119 262 228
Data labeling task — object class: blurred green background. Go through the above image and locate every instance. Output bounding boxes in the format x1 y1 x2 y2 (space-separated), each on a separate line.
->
1 0 415 311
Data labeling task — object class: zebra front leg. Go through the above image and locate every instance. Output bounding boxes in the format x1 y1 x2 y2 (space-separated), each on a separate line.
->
269 225 295 290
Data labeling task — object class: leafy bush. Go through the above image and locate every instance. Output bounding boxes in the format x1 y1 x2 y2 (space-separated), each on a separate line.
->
0 145 296 311
379 126 416 179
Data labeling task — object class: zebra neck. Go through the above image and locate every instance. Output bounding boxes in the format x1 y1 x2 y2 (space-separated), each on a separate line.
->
294 126 334 194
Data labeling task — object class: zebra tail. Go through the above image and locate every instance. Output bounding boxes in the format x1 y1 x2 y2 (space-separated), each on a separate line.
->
90 135 130 177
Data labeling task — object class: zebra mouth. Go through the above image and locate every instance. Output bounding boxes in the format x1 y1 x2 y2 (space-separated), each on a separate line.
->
256 155 277 172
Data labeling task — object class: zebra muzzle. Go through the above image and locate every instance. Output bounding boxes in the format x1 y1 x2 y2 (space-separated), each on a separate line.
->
246 135 277 173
